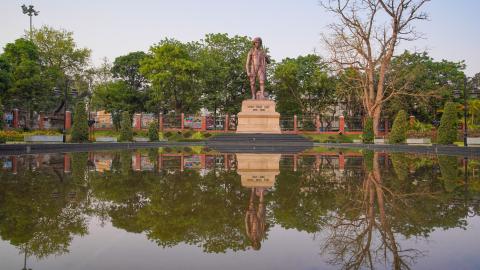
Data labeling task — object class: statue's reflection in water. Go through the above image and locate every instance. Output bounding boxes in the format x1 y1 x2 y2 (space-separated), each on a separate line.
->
236 153 280 251
245 187 267 250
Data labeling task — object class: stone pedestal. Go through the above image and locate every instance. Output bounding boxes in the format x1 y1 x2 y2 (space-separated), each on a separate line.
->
236 99 281 134
237 154 280 188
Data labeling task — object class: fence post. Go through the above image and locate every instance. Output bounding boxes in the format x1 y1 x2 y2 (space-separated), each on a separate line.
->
65 111 72 130
224 114 229 132
134 113 142 130
39 112 45 129
13 109 19 128
63 154 71 173
339 115 345 134
201 116 206 131
158 113 164 132
294 115 298 133
181 113 185 130
316 114 320 133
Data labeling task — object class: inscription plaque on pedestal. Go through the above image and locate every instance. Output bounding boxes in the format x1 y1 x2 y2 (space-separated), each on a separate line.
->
236 99 281 134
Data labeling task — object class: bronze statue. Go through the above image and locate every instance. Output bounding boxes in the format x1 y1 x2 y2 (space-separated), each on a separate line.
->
246 37 270 100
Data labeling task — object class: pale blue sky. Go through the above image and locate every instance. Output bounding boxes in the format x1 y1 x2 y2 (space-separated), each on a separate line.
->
1 0 479 75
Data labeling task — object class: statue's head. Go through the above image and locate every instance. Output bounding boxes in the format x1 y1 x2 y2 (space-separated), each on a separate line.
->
252 37 262 49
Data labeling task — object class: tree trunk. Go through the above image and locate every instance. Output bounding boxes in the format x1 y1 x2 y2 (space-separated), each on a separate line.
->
372 106 382 137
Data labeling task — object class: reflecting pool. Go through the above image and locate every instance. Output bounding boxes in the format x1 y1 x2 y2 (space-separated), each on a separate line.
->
0 147 480 270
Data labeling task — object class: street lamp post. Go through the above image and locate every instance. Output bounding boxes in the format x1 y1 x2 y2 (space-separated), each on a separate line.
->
462 77 468 147
63 79 68 143
21 4 39 40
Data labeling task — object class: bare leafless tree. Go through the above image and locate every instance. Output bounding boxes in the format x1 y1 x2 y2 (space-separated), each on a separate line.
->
321 0 430 134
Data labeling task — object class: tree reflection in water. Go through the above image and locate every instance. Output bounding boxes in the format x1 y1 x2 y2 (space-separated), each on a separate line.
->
319 152 417 269
0 149 479 268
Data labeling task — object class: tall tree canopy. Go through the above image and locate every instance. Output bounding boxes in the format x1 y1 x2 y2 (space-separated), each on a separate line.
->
0 38 51 126
198 33 251 115
272 54 336 115
112 51 148 91
140 39 201 114
321 0 430 134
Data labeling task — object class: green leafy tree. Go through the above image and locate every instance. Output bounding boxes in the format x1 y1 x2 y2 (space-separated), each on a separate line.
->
362 117 374 143
30 26 91 113
389 110 408 144
437 102 458 144
148 121 159 141
198 33 251 115
0 56 12 97
0 38 51 127
92 80 145 128
272 54 336 115
71 101 89 142
140 39 201 114
384 51 465 123
112 51 148 91
119 111 133 142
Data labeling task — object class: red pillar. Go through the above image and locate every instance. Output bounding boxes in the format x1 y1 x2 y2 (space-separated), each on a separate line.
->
339 153 345 171
200 154 206 170
293 154 298 172
65 111 72 130
180 154 184 172
224 154 229 170
293 115 298 134
180 113 185 130
135 152 142 171
339 116 345 134
38 112 45 129
157 154 163 172
409 115 415 128
11 156 17 175
13 109 19 128
64 154 71 173
134 113 142 130
224 114 229 132
159 114 164 132
201 116 206 131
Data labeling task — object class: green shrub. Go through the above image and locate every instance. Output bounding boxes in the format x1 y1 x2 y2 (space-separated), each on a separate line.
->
203 132 212 138
148 121 159 141
363 150 374 172
119 111 133 142
389 110 408 144
182 130 193 138
362 117 374 144
71 101 89 143
437 102 458 145
0 135 6 144
164 131 173 138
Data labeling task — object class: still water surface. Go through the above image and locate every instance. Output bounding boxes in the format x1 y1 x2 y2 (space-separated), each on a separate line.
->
0 148 479 270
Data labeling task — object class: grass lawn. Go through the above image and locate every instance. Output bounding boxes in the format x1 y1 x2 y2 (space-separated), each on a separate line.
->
304 133 361 143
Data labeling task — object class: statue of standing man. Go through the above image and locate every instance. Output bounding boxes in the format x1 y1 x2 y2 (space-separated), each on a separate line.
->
246 37 270 100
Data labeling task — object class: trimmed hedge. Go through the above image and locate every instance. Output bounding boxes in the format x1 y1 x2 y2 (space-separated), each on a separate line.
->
362 117 374 144
437 102 458 145
71 101 89 143
119 111 133 142
148 121 159 141
389 110 408 144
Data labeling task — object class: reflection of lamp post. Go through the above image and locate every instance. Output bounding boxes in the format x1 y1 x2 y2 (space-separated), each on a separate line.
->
21 246 32 270
21 4 39 40
454 77 469 147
